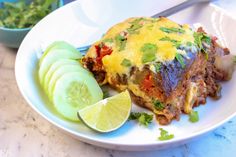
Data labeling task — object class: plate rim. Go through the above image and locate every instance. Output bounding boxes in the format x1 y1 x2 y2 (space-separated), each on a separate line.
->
15 2 236 150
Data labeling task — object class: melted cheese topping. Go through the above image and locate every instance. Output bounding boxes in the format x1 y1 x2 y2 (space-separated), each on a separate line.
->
86 17 195 75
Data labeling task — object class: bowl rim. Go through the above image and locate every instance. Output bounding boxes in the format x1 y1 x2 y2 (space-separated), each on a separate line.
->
0 26 31 31
14 1 236 151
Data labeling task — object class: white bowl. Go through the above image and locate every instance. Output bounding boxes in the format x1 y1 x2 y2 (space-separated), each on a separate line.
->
15 0 236 151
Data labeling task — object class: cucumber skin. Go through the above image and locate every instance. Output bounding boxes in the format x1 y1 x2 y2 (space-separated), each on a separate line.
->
38 41 82 85
39 41 81 66
43 59 82 95
38 49 82 85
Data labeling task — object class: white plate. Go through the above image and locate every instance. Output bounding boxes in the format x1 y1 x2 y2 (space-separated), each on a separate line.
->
15 0 236 151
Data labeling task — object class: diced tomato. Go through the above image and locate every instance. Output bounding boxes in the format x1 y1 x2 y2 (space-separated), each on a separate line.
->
140 73 163 99
95 43 112 64
141 74 154 91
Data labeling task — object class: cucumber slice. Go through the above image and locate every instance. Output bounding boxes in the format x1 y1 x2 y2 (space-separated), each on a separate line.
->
39 41 80 66
38 49 82 85
47 64 92 99
53 72 103 121
43 59 81 91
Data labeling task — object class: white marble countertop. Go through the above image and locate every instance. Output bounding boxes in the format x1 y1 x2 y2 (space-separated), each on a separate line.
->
1 0 236 156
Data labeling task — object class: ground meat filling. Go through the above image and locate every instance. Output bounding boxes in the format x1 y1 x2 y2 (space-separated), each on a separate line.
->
82 57 106 84
132 36 230 125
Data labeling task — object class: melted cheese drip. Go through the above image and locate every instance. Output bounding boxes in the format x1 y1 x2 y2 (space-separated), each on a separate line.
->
86 17 195 75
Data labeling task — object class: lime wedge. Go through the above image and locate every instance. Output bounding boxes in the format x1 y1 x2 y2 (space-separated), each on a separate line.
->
78 90 132 132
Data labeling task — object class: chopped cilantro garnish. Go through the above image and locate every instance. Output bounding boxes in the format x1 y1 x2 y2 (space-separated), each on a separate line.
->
127 18 143 34
158 128 174 141
202 35 211 45
102 38 113 43
189 110 199 123
121 58 132 67
129 18 143 25
194 32 211 60
120 41 126 51
141 43 157 63
115 34 125 42
193 32 202 48
115 34 127 51
160 27 185 34
153 100 165 110
193 32 211 52
160 36 181 47
128 112 153 126
160 36 174 41
186 41 194 47
154 62 162 73
127 23 142 34
175 53 186 68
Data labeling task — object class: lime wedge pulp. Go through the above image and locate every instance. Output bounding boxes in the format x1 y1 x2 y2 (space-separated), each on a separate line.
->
78 90 132 133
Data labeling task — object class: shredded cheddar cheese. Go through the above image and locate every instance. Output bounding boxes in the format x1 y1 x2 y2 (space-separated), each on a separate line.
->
86 17 195 75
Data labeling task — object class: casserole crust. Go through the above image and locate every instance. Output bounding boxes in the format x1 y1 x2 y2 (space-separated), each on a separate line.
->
82 17 231 125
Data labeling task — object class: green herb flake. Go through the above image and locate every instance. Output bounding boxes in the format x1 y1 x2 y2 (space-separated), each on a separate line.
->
127 18 144 34
193 32 211 53
102 38 113 43
159 36 172 41
128 112 153 126
115 34 127 51
127 23 142 34
158 128 174 141
119 41 127 51
121 58 132 67
141 43 157 63
189 110 199 123
160 27 185 34
159 36 181 47
154 62 162 73
153 100 165 110
175 53 186 68
186 41 194 47
193 32 202 48
202 35 211 45
129 18 143 25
